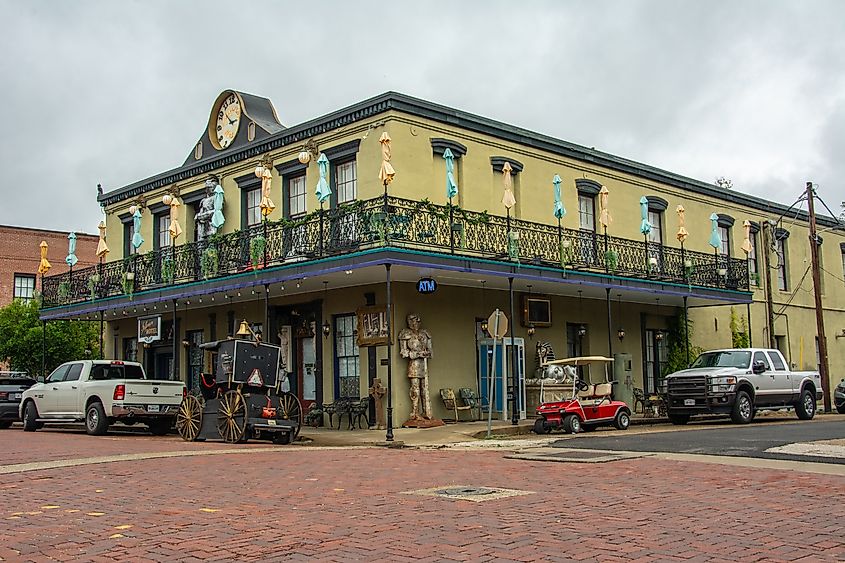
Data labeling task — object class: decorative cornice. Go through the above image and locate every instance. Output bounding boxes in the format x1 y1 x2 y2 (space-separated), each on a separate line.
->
774 227 790 240
234 172 261 190
645 195 668 212
748 221 760 234
717 214 735 228
275 158 307 177
430 138 467 158
323 139 361 162
149 202 169 215
575 179 602 196
490 156 523 174
118 212 133 224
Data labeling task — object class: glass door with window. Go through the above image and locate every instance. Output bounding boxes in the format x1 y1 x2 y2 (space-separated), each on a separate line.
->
334 314 360 398
297 327 317 410
644 330 669 393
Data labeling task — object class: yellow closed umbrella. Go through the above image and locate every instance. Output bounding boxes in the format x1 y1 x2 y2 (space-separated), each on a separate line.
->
168 197 183 241
740 220 753 254
259 168 275 217
96 221 110 260
598 185 611 230
37 240 51 274
676 205 689 243
378 132 395 188
501 162 516 210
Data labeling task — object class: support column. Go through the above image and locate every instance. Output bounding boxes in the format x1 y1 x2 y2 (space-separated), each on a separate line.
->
385 263 394 441
99 311 104 358
508 277 518 425
41 320 46 378
746 301 752 347
605 287 613 359
683 296 690 365
172 299 178 381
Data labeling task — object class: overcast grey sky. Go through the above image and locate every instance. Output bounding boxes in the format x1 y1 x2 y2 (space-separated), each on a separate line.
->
1 0 843 233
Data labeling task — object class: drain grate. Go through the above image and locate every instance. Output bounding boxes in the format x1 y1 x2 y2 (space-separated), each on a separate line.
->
403 485 534 502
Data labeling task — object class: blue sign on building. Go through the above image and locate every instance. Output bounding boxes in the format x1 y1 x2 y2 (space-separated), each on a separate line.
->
416 277 437 294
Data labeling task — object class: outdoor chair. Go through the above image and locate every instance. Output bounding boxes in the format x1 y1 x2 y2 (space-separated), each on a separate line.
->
440 388 473 422
458 388 481 421
632 388 647 414
348 397 370 430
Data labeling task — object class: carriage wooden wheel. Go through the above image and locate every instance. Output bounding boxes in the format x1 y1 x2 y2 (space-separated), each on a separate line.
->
276 392 303 443
176 394 203 442
217 390 247 443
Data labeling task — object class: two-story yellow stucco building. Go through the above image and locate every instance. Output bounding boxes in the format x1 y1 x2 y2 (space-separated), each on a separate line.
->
40 90 845 432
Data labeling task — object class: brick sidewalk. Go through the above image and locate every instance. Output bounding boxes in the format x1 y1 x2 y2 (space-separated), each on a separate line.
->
1 430 844 562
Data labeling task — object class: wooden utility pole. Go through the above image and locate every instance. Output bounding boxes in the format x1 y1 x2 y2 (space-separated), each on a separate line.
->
806 181 832 413
760 221 777 349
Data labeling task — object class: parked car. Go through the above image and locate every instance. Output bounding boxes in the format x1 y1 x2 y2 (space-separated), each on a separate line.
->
0 372 37 429
835 378 845 414
665 348 823 425
20 360 185 436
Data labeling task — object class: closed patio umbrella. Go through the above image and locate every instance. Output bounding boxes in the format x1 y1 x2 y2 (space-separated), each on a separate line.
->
639 196 652 236
501 162 517 261
740 220 753 254
315 153 331 204
378 132 395 192
258 168 275 217
37 240 51 275
708 213 721 251
211 184 225 230
96 221 109 260
598 186 611 231
131 207 144 250
168 197 183 242
444 148 458 201
553 175 566 266
676 205 689 244
65 232 78 267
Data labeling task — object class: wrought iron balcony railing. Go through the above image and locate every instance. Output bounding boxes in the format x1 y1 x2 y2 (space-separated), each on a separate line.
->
41 196 749 308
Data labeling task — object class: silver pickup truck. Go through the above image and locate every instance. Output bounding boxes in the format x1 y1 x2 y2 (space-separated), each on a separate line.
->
665 348 823 425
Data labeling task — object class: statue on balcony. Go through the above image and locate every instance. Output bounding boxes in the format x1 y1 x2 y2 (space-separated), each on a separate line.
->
399 313 444 428
196 178 220 241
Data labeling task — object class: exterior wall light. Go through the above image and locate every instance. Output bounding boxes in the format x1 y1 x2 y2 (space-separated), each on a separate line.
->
322 321 331 339
527 324 536 338
617 328 625 341
578 324 587 338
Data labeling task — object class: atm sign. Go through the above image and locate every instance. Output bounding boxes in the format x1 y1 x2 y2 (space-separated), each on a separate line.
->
416 277 437 294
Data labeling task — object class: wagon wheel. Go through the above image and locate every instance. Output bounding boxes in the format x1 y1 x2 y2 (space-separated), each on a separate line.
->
277 392 303 443
217 390 247 443
176 395 203 442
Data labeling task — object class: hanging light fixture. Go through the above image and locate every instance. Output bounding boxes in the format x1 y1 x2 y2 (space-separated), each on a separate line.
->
617 293 624 341
577 289 586 337
526 284 535 337
321 281 331 338
655 298 664 341
480 280 488 334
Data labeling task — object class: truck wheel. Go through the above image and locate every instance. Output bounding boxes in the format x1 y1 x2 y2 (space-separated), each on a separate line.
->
147 419 172 436
837 403 845 415
563 414 581 434
730 391 754 424
795 388 816 420
614 410 631 430
22 401 39 432
668 414 690 425
85 402 109 436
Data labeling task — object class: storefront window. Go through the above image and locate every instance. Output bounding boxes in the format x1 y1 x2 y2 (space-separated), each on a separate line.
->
334 314 359 398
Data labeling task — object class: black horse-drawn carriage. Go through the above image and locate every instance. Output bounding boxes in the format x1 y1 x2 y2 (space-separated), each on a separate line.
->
175 338 302 444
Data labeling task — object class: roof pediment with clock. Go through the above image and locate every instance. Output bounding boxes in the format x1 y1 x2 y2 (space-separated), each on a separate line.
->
184 90 286 165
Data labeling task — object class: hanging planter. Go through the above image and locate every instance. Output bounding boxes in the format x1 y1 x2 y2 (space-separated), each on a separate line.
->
508 231 520 263
162 258 175 284
559 239 573 268
123 271 135 297
57 281 71 301
200 246 219 279
250 236 266 269
87 274 100 301
605 250 619 272
718 268 727 277
684 259 693 277
648 256 658 274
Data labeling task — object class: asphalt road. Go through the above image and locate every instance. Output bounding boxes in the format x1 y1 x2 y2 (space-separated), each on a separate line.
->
552 418 845 464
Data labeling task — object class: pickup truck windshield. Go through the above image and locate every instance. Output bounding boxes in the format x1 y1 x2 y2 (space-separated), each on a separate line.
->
690 351 751 369
90 364 145 380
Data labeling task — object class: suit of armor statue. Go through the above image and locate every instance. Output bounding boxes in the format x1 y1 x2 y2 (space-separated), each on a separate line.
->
398 314 432 420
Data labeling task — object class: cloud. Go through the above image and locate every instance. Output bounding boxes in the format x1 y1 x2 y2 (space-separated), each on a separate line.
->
1 0 843 233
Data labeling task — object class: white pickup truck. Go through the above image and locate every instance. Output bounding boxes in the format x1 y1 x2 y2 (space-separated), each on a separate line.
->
665 348 823 425
19 360 185 436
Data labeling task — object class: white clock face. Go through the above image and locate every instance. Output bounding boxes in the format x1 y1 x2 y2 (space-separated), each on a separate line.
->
215 93 241 149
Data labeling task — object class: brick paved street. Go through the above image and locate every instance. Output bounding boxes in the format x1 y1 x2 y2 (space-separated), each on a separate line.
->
1 429 844 562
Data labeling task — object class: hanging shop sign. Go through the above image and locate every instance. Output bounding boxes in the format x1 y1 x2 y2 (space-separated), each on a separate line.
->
416 277 437 294
138 315 162 344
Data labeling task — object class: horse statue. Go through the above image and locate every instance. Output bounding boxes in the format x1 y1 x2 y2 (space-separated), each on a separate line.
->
535 341 566 381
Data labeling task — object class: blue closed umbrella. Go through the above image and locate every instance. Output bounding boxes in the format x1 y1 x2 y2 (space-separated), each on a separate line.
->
65 232 78 267
552 175 565 219
211 184 225 229
640 196 652 236
315 153 331 204
132 209 144 249
444 148 458 200
708 213 721 250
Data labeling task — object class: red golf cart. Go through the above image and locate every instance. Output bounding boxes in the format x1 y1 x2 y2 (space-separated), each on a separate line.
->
533 356 631 434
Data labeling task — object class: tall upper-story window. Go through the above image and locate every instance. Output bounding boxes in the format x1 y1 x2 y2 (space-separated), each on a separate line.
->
13 274 36 302
775 228 790 291
288 175 307 217
122 215 137 256
648 210 663 243
578 194 595 232
235 171 265 229
155 212 171 250
748 223 759 286
718 226 730 256
245 187 261 227
431 138 467 205
335 161 357 204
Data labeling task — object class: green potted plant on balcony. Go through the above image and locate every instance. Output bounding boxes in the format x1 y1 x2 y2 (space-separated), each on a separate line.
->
122 271 135 297
57 280 71 301
162 258 175 284
200 246 219 279
605 250 619 272
87 273 100 301
250 235 266 269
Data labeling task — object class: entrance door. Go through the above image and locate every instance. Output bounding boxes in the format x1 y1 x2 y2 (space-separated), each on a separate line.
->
644 330 668 393
297 332 317 409
154 352 174 381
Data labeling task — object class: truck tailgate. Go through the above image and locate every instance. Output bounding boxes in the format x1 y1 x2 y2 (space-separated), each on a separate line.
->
124 381 184 404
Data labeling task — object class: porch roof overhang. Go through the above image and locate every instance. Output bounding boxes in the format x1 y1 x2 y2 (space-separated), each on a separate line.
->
41 247 751 321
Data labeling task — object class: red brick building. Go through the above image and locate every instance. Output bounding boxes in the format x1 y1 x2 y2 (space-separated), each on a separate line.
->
0 225 99 307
